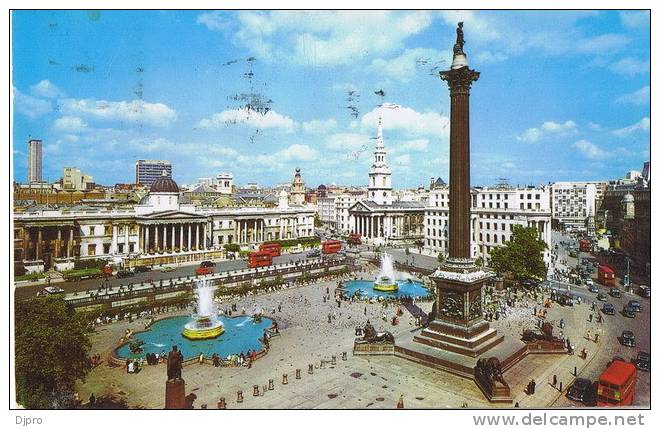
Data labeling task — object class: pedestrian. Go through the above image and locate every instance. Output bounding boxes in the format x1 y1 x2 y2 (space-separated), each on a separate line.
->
552 374 557 386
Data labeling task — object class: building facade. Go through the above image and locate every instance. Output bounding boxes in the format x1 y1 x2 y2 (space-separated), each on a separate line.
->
424 185 552 264
135 159 172 186
289 168 306 205
14 174 315 273
28 139 43 183
62 167 94 191
550 181 597 231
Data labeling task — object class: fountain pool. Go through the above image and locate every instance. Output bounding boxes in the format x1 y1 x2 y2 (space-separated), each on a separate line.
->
343 280 431 299
116 315 273 360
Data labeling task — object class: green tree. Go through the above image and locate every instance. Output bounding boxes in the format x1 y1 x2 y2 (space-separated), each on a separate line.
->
314 213 323 228
437 252 445 263
224 243 240 253
15 296 92 409
489 225 548 282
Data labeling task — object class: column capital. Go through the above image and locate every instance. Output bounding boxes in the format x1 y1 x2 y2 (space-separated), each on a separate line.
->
439 66 480 95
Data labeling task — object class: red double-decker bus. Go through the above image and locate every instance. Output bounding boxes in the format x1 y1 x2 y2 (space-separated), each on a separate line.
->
322 240 342 254
348 233 362 245
259 242 281 257
598 265 616 287
597 361 636 406
248 251 273 268
579 239 592 252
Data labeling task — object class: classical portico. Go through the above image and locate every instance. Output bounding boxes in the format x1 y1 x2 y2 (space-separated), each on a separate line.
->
348 200 425 244
138 212 211 253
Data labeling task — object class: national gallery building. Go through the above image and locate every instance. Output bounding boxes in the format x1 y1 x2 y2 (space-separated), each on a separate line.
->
14 173 315 273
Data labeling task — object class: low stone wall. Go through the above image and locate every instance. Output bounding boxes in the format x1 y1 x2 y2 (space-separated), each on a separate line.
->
353 342 395 355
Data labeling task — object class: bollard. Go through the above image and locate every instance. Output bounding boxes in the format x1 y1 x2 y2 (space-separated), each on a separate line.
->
253 385 259 396
262 385 267 396
320 360 326 369
342 351 347 361
331 355 337 365
282 373 288 384
308 364 314 374
268 379 274 390
237 390 243 403
217 397 226 409
296 369 301 379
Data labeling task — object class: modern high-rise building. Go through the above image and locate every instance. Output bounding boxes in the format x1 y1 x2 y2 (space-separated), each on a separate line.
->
62 167 94 191
135 160 172 186
27 139 43 183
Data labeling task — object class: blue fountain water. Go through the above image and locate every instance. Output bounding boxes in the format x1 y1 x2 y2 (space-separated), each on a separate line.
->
116 315 272 360
343 279 431 299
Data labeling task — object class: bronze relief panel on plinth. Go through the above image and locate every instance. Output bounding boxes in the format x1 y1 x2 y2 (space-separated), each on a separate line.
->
438 289 465 322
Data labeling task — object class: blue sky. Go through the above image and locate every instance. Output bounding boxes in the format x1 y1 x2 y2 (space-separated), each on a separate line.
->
12 10 650 188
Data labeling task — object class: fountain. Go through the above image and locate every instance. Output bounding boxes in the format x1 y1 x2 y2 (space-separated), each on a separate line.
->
182 280 225 340
373 253 399 292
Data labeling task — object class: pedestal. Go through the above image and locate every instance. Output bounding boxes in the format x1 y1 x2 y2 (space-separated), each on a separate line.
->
165 379 186 409
414 258 503 357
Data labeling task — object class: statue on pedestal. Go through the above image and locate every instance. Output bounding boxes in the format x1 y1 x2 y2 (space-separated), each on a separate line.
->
167 345 183 380
454 22 465 55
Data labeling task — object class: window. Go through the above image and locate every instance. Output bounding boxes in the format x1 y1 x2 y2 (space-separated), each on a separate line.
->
89 226 95 236
87 244 96 256
103 243 111 254
104 225 112 235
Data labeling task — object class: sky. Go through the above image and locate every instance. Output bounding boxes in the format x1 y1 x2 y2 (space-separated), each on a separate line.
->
11 10 650 188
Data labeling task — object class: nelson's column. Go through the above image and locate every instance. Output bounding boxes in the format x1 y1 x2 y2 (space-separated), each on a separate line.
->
414 22 504 357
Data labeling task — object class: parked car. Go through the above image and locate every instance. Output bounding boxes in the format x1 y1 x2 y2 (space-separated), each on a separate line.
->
160 266 176 273
134 266 152 273
116 270 135 278
637 285 650 298
585 279 594 287
621 331 635 347
622 306 636 318
200 260 216 268
601 303 615 315
566 378 595 403
597 293 608 302
627 300 642 312
634 351 650 372
609 288 622 298
195 266 214 275
588 284 600 293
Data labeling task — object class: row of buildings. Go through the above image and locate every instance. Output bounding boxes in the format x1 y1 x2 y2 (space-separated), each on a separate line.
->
15 119 649 274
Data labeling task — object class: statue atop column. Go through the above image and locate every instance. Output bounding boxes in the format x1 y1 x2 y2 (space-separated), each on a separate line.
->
453 22 465 55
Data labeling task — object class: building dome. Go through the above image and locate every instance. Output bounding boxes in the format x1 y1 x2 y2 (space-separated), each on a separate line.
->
622 193 635 203
150 170 179 193
317 184 327 190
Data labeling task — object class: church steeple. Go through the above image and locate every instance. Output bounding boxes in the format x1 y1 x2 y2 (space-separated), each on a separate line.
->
368 116 393 205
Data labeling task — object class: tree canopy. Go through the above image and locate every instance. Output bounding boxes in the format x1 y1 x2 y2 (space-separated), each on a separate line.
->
15 296 91 409
488 225 548 282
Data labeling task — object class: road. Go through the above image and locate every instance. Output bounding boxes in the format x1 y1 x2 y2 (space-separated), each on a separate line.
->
14 251 314 301
550 231 650 407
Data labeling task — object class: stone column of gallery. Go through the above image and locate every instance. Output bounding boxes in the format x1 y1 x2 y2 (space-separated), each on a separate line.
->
413 22 504 357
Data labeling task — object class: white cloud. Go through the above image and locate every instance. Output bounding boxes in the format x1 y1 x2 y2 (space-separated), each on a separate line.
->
277 144 318 161
202 10 435 66
620 11 649 29
53 116 87 133
575 34 629 54
30 80 65 98
198 108 296 132
12 87 52 119
587 122 604 131
326 133 369 151
612 117 650 137
573 139 610 160
437 11 501 42
368 48 449 83
361 105 450 138
61 98 177 127
615 86 649 105
301 119 337 134
517 120 577 143
399 139 429 151
196 11 232 31
609 57 650 77
393 154 411 166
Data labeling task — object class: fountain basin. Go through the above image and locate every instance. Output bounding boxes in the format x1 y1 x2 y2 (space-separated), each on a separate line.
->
373 276 399 292
344 279 431 299
181 316 225 340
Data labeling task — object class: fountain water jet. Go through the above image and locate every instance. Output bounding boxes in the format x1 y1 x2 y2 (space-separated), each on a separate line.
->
182 280 225 340
373 253 399 292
